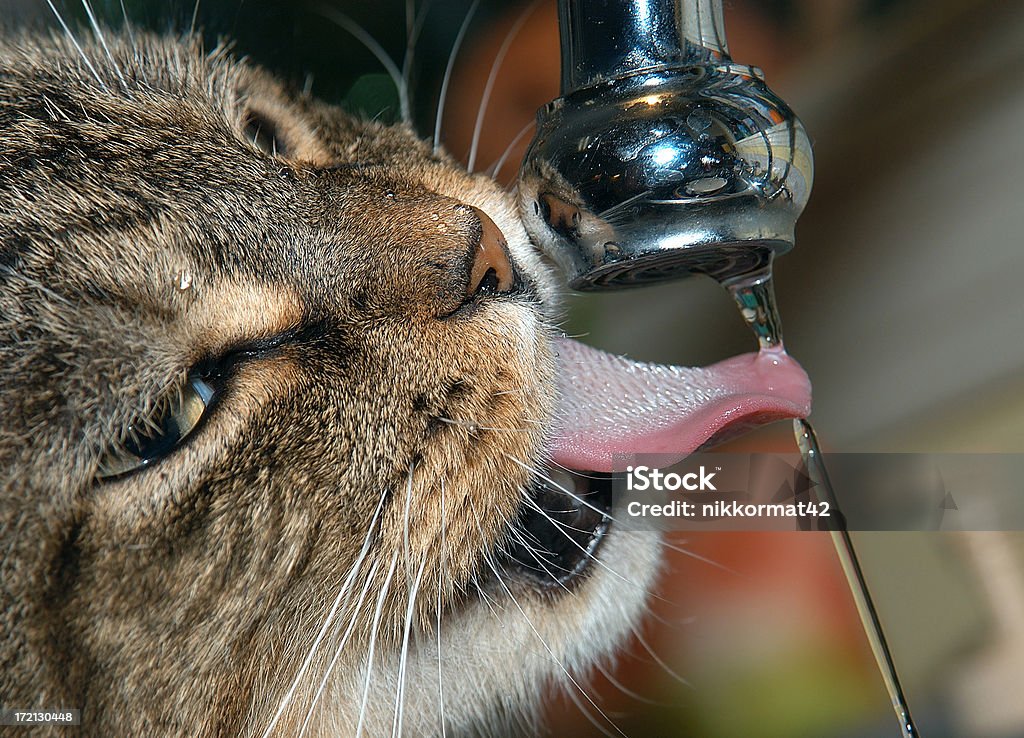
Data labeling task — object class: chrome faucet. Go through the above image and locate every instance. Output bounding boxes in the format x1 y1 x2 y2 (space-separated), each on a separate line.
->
517 0 813 290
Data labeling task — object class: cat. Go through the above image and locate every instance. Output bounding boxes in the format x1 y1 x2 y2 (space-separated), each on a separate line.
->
0 19 809 737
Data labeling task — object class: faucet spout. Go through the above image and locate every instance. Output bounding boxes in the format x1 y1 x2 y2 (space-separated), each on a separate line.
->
519 0 813 290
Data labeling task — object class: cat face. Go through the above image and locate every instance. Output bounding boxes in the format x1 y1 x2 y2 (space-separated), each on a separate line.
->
0 32 661 737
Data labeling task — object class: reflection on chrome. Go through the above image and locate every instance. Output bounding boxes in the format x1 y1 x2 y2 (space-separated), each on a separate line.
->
518 0 813 290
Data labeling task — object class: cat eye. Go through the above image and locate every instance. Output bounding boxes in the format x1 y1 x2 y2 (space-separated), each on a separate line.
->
97 375 216 480
242 111 287 157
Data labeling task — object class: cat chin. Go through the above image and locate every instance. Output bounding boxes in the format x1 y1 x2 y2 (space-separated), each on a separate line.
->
301 526 661 738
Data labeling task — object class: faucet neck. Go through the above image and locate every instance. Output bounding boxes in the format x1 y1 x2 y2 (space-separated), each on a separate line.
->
558 0 730 95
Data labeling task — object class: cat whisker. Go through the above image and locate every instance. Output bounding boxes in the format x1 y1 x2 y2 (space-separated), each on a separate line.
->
504 519 550 554
563 681 624 738
468 572 502 617
404 0 414 55
469 521 514 611
637 598 698 632
354 551 400 738
511 454 732 572
41 93 72 121
401 0 432 120
297 558 383 738
516 489 652 595
503 525 575 595
492 387 528 397
45 0 106 90
117 0 149 86
190 0 202 38
81 0 128 89
434 415 537 435
118 0 134 46
473 518 628 738
488 119 534 180
593 660 668 707
660 532 739 575
559 330 593 339
317 5 409 124
436 476 447 738
631 625 691 689
506 454 616 520
466 0 539 173
506 454 694 611
402 464 415 578
517 490 595 532
463 501 515 619
392 554 427 738
262 487 388 738
433 0 479 154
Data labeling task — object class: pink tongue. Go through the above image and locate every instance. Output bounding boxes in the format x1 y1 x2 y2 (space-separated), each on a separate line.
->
550 338 812 472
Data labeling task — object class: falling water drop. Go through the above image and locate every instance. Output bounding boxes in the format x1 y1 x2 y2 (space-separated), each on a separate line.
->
723 263 784 353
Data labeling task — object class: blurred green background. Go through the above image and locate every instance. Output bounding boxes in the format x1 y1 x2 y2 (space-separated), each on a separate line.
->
4 0 1024 736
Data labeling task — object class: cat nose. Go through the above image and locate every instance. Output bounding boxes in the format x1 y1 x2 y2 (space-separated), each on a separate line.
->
466 207 517 298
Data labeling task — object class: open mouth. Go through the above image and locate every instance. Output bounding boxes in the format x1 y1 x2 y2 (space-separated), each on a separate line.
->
499 469 613 590
495 336 812 589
